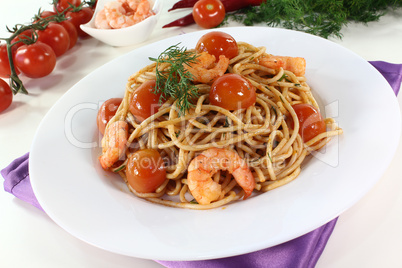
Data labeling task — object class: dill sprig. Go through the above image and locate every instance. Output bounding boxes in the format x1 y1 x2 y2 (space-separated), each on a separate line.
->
222 0 402 39
149 44 200 116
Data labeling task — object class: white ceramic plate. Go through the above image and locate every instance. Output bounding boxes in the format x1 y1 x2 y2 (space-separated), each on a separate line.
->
30 27 401 261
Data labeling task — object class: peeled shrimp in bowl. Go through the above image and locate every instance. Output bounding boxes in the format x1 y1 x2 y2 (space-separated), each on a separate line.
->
80 0 162 47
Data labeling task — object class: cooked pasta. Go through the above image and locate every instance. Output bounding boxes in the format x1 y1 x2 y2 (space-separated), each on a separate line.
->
99 39 343 210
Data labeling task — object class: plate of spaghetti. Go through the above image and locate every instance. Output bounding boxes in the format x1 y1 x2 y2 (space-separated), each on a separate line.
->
30 27 401 260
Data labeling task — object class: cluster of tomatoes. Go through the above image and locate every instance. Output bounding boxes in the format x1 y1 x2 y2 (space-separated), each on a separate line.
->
0 0 97 113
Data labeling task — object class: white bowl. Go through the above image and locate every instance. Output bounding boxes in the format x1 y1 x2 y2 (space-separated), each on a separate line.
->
80 0 162 47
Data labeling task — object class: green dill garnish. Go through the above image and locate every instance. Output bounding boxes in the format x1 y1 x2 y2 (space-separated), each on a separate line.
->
190 199 199 204
113 164 126 173
149 44 200 116
271 105 277 117
224 116 230 127
279 73 291 82
220 0 402 39
267 152 273 163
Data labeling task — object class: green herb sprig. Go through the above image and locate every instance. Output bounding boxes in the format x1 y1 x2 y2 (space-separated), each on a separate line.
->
149 44 199 116
222 0 402 39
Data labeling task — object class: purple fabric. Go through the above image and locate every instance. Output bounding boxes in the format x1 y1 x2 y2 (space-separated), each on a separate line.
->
2 61 402 268
1 152 43 211
369 61 402 96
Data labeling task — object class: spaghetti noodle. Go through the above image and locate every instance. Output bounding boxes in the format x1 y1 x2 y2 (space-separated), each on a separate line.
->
99 39 343 210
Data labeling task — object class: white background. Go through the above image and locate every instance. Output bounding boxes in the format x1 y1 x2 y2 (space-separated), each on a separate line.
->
1 0 402 267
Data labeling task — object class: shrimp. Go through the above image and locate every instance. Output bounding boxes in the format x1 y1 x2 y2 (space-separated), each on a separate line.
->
102 0 153 29
259 55 306 76
118 0 139 10
187 148 255 205
133 0 153 21
184 52 229 84
99 121 129 170
95 9 112 29
104 1 137 29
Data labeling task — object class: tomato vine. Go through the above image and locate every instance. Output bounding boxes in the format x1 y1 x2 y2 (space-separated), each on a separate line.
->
0 0 96 95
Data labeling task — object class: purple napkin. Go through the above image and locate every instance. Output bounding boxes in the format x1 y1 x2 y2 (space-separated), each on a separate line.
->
2 61 402 268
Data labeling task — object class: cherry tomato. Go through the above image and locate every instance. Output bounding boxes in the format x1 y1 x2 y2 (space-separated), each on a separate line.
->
126 149 166 193
196 31 238 60
66 7 94 38
54 0 82 13
97 98 122 135
193 0 225 29
38 10 57 19
14 42 56 78
0 79 12 113
37 10 78 49
11 29 35 50
0 44 20 78
291 103 326 143
209 73 256 110
129 80 165 122
37 23 70 57
57 20 78 49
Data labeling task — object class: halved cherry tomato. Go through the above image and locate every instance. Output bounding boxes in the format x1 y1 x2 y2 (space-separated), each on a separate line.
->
14 42 56 78
97 98 122 135
126 149 166 193
129 80 165 122
196 31 238 61
0 44 20 78
193 0 225 29
54 0 82 13
209 73 256 110
37 23 70 57
0 79 12 112
291 103 326 143
66 7 94 38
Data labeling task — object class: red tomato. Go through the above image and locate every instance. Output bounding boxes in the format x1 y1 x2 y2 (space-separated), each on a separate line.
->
38 10 57 19
37 23 70 57
14 42 56 78
129 80 165 122
196 31 238 60
37 10 78 49
97 98 122 135
11 29 35 50
54 0 82 13
209 73 256 110
35 10 77 49
57 20 78 49
0 44 20 78
291 103 326 143
0 79 12 112
193 0 225 29
126 149 166 193
66 7 94 38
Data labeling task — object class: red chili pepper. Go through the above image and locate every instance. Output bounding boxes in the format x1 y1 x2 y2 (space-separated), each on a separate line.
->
168 0 198 11
169 0 265 12
164 0 266 28
163 13 194 28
